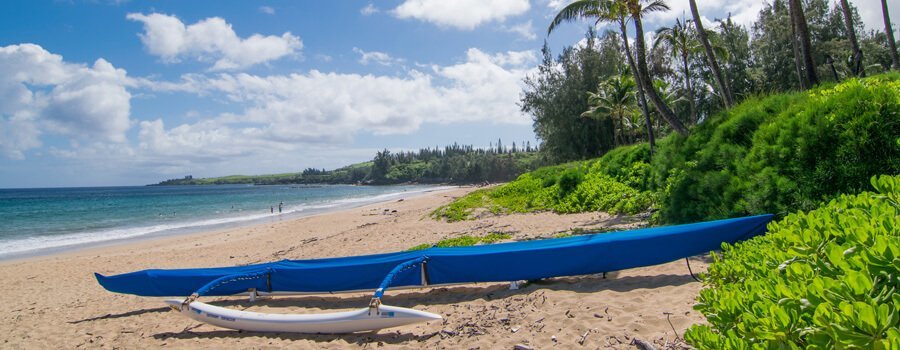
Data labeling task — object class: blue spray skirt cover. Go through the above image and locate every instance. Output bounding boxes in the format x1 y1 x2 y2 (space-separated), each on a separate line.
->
96 214 773 297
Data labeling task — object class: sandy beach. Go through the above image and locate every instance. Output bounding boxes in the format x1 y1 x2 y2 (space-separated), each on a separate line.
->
0 187 708 349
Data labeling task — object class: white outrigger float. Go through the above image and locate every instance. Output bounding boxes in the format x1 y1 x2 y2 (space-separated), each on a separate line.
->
96 215 773 334
163 298 441 333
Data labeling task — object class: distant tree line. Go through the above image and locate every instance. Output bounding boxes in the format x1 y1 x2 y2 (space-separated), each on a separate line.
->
344 141 542 185
154 142 542 186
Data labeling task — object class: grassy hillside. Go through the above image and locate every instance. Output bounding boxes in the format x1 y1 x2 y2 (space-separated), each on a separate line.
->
433 74 899 223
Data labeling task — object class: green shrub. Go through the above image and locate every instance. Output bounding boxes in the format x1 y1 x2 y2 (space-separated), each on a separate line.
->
481 232 513 244
652 92 805 223
434 236 482 248
557 168 584 197
593 143 652 191
431 154 654 221
685 175 900 349
738 77 900 217
406 243 432 251
655 74 900 223
406 232 513 250
430 189 491 222
552 172 654 215
435 74 899 224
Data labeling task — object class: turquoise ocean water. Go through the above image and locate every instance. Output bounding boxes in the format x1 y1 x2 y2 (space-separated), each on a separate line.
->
0 184 440 259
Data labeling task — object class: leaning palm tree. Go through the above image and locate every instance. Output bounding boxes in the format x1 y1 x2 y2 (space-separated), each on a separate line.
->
687 0 733 106
882 0 900 69
549 0 687 137
788 0 819 87
626 0 688 135
582 73 638 146
654 17 699 123
548 0 655 152
839 0 864 77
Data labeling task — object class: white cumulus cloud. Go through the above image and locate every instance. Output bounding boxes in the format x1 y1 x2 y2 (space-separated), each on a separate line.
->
393 0 531 30
361 3 379 15
126 12 302 70
353 47 405 66
641 0 765 28
136 48 538 162
259 6 275 15
644 0 898 31
0 44 131 159
502 20 537 40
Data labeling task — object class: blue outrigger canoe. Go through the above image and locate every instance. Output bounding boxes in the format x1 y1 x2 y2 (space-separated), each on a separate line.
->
96 214 773 333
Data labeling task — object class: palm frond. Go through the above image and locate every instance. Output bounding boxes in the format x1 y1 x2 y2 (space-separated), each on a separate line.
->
548 0 602 35
641 0 670 14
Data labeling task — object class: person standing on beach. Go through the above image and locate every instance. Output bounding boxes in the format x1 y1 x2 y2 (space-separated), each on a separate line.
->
278 202 283 213
270 206 274 213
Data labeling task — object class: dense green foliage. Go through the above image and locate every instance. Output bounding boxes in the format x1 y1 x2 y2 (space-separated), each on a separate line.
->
534 0 894 165
407 232 512 251
155 143 542 186
655 75 900 223
751 0 895 92
432 144 654 221
437 74 899 224
522 30 630 163
366 143 542 185
685 175 900 349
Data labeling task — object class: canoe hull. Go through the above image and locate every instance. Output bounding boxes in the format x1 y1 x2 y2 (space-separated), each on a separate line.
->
97 215 774 298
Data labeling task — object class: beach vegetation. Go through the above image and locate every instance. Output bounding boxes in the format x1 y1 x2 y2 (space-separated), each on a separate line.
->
406 232 513 251
685 175 900 349
432 143 655 221
654 74 899 223
435 74 899 224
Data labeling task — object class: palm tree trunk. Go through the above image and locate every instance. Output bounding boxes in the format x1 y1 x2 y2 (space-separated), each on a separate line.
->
839 0 865 77
790 11 808 89
688 0 734 107
883 0 900 69
616 115 624 146
619 19 655 154
682 50 696 124
789 0 819 87
630 8 689 135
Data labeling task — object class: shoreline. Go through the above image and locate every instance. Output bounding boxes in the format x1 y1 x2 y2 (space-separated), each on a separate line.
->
0 186 707 349
0 185 457 266
0 185 455 264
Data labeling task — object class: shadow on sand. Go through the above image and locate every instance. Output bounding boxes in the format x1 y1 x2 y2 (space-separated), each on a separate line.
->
141 270 699 342
68 306 172 324
75 254 708 343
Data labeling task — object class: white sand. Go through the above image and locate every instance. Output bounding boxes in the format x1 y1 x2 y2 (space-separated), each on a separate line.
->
0 187 706 349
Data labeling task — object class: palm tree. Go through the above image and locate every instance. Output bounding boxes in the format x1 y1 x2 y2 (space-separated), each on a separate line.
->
654 17 698 123
882 0 900 69
582 73 637 146
788 0 819 87
627 0 688 135
839 0 864 77
549 0 687 136
688 0 733 106
548 0 656 152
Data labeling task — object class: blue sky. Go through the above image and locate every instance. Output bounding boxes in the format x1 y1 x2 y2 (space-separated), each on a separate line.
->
0 0 896 187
